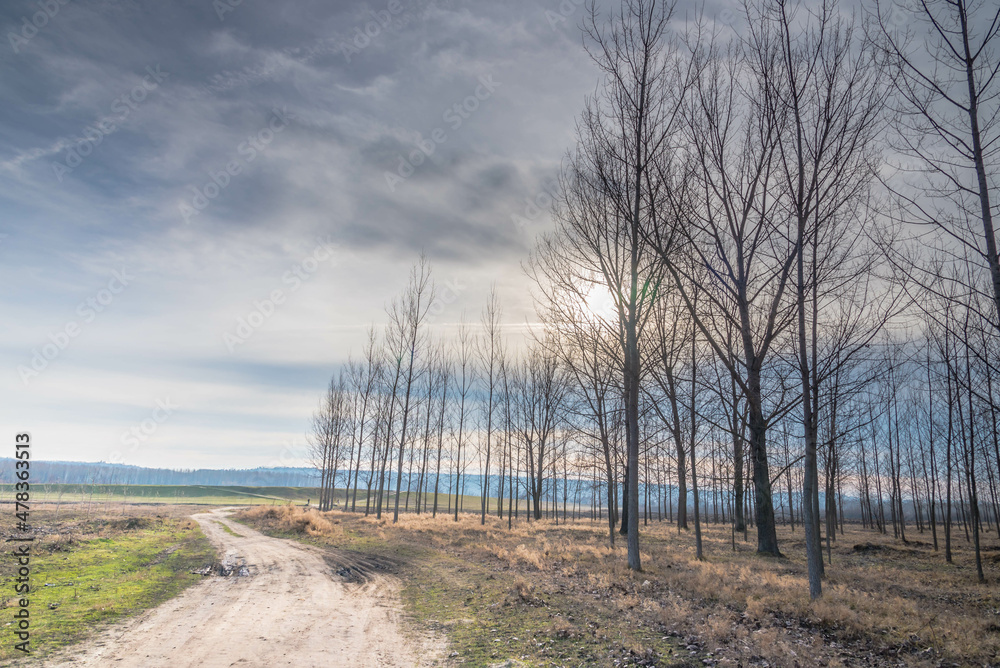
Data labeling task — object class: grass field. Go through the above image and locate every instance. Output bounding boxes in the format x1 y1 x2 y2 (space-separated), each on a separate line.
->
236 504 1000 667
0 485 532 514
0 484 316 507
0 505 216 664
7 487 988 666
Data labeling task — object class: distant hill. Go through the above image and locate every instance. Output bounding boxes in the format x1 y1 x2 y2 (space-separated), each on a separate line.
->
0 459 878 521
0 458 319 487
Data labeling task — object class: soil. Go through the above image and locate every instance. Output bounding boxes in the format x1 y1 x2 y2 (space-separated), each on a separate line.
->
40 508 443 668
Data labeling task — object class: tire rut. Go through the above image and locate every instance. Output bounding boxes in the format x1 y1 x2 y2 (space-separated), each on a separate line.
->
38 507 443 668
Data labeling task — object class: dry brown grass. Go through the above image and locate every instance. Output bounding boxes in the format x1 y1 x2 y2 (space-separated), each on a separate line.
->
236 504 1000 667
240 504 347 539
637 521 1000 666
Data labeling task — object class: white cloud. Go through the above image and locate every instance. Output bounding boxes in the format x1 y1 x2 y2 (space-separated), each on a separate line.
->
0 0 598 467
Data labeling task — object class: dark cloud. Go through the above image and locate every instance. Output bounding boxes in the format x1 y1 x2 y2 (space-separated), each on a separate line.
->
0 0 604 466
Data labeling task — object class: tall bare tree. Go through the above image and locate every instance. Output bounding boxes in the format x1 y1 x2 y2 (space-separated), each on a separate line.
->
309 370 352 511
431 343 451 518
513 342 567 521
646 18 795 556
347 327 383 511
451 317 476 522
529 0 689 570
766 0 890 597
874 0 1000 331
388 257 435 523
477 285 504 524
646 289 692 531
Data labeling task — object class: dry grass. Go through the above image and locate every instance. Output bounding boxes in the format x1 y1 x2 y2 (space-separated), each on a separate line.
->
240 504 347 539
236 504 1000 667
638 521 1000 666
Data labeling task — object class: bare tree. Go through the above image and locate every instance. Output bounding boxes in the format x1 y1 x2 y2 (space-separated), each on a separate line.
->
689 311 704 559
431 344 451 517
477 285 504 524
309 370 352 511
363 385 390 516
531 248 626 543
645 18 796 556
766 0 890 597
513 341 567 521
874 0 1000 331
646 289 693 532
347 327 383 511
451 317 476 521
527 0 689 570
387 257 435 523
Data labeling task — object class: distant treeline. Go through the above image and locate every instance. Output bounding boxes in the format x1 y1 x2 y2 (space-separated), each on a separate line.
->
0 459 319 487
0 459 879 522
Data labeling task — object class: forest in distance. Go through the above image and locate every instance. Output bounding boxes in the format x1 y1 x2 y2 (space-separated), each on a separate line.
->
0 460 318 487
305 0 1000 603
0 458 889 524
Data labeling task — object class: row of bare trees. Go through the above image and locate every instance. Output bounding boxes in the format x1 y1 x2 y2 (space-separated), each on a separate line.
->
525 0 997 597
306 0 998 599
306 259 998 592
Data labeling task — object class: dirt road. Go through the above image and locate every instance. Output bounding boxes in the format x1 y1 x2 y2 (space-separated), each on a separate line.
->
42 508 442 668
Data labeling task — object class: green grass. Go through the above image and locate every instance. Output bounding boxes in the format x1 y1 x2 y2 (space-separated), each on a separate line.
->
215 521 244 538
0 515 216 663
0 484 540 515
0 484 316 506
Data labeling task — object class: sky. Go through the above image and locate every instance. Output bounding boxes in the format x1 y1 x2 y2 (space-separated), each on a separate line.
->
0 0 746 469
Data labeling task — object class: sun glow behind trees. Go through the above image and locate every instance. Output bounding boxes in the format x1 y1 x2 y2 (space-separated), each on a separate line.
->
581 282 619 326
304 0 1000 599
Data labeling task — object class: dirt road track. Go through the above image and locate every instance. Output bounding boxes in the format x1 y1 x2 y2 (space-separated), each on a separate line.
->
41 508 442 668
